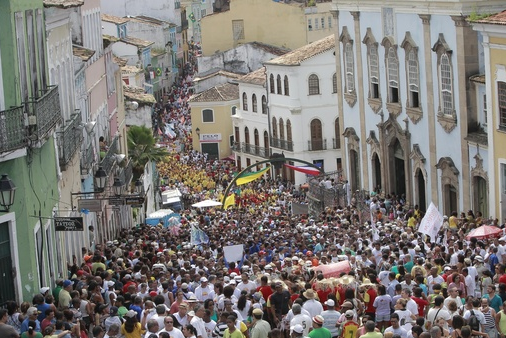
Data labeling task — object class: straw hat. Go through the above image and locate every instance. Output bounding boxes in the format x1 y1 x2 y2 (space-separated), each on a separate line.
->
338 276 355 285
361 278 375 287
303 289 317 299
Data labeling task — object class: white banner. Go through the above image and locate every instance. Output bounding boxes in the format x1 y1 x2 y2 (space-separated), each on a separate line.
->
223 244 244 264
418 202 443 242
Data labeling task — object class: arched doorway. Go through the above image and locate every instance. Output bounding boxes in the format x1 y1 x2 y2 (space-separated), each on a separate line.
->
444 184 458 216
389 138 406 196
473 176 488 218
415 168 426 212
372 153 381 191
349 149 360 191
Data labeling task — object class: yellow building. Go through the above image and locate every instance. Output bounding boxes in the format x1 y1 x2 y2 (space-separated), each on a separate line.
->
200 0 333 56
189 83 239 160
473 11 506 220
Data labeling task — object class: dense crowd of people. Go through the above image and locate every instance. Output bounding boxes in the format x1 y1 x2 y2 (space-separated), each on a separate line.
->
3 35 506 338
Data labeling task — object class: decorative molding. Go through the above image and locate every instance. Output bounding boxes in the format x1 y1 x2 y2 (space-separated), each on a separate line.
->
381 36 396 48
437 113 457 133
386 102 402 118
362 27 377 45
419 14 431 25
432 33 452 54
400 32 418 52
436 156 459 188
378 114 409 147
344 92 357 107
406 106 423 124
366 130 381 156
290 108 301 115
451 15 468 27
330 9 339 19
339 26 353 44
343 127 360 151
471 153 488 181
350 11 360 21
410 144 427 177
368 97 382 113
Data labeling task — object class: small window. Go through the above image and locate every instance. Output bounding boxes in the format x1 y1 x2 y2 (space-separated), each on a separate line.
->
308 74 320 95
261 95 267 114
440 54 453 115
284 75 289 96
387 47 399 103
321 18 325 29
499 82 506 129
232 20 245 40
369 44 380 99
315 18 319 30
202 109 214 122
269 74 275 94
276 75 282 94
252 94 257 112
231 106 237 116
242 92 248 111
328 16 332 28
332 73 337 93
483 94 487 126
308 19 312 31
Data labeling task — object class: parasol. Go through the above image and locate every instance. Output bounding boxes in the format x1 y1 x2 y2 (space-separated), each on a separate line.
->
465 225 502 240
191 199 222 208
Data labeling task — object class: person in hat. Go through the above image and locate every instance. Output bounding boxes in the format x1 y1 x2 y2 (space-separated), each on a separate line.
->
309 315 331 338
321 299 341 338
121 310 145 338
302 289 323 318
104 306 123 332
339 310 359 338
250 308 270 338
291 324 305 338
58 280 73 310
195 278 213 303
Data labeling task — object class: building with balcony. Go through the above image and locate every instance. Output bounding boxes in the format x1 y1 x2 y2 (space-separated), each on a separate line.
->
200 0 333 57
264 35 342 184
189 83 239 160
332 0 503 215
0 0 63 305
473 11 506 220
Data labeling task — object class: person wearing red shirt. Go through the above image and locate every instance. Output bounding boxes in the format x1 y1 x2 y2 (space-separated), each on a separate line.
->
122 274 137 294
411 287 429 317
360 279 378 322
256 276 273 302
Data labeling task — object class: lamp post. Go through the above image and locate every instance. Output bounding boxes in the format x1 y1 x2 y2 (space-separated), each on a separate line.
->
112 178 124 196
195 127 200 137
94 166 108 192
0 174 16 212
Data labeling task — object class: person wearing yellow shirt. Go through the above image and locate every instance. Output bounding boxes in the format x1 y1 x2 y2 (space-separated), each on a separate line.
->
448 211 458 232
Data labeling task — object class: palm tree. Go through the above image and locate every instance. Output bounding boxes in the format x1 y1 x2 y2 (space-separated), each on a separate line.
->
127 125 169 179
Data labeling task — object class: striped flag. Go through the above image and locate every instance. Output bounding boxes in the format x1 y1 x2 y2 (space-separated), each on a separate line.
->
236 167 270 186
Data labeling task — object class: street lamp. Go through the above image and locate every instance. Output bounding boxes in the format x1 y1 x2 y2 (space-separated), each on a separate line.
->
112 178 124 196
0 174 16 212
195 127 200 137
94 166 108 192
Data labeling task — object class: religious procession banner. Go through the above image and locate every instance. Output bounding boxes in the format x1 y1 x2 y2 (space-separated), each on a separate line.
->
418 202 443 242
236 167 270 185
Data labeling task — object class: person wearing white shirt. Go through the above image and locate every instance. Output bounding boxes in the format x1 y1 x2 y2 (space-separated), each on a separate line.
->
190 305 208 338
289 304 312 337
195 278 213 302
320 300 341 338
302 290 323 318
427 267 444 294
462 268 476 298
236 274 257 294
159 317 185 338
462 299 486 334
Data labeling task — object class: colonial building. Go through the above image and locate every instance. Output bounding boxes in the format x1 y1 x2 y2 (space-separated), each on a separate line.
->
332 0 504 215
473 11 506 220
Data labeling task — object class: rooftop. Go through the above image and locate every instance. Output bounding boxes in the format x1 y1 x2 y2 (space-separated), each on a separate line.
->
265 34 335 66
114 55 128 67
128 15 171 26
189 83 239 103
249 41 291 56
102 14 129 25
124 85 157 104
194 69 244 83
121 65 143 74
472 11 506 25
237 67 266 86
73 45 95 61
43 0 84 8
121 36 155 49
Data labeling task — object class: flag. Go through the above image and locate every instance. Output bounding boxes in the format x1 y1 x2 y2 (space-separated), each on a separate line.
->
284 163 321 176
418 202 443 242
223 194 235 209
189 12 196 22
236 167 270 186
191 223 209 245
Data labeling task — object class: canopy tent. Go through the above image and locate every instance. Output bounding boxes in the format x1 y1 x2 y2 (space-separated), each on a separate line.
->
465 225 503 240
191 200 222 208
146 209 180 227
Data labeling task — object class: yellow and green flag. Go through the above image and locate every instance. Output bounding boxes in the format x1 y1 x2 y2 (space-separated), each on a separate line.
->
236 167 270 186
223 194 235 209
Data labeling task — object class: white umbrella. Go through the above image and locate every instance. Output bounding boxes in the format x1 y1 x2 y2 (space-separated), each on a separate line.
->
191 200 222 208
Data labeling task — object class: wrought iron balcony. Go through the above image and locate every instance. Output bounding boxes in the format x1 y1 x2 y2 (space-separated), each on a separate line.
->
57 111 83 169
270 137 293 151
0 105 27 153
27 85 62 139
80 143 94 176
308 139 327 151
232 142 271 158
100 135 120 175
332 137 341 149
117 159 134 188
231 142 242 152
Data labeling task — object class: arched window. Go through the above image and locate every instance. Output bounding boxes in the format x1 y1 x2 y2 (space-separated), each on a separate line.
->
387 47 399 103
344 43 355 93
332 73 337 93
231 106 237 115
261 95 267 114
284 75 289 96
440 54 453 115
407 50 420 108
252 94 257 112
271 117 277 139
308 74 320 95
310 119 323 150
279 118 285 140
369 44 380 99
242 92 248 111
334 118 341 149
276 75 282 94
269 74 275 93
286 119 292 151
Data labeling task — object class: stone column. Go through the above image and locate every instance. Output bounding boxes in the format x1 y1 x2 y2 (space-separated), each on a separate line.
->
419 14 439 206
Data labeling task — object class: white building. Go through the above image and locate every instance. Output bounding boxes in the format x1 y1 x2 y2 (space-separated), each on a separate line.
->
332 0 504 215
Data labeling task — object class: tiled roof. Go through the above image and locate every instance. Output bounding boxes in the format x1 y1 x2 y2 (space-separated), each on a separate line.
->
73 45 95 61
189 83 239 103
237 67 266 86
114 55 128 67
121 36 154 48
102 14 129 25
249 42 290 56
121 65 143 74
472 11 506 25
193 69 243 83
265 35 335 66
128 15 169 26
43 0 83 8
124 85 157 104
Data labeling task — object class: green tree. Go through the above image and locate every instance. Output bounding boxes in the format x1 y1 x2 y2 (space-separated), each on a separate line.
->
127 125 169 179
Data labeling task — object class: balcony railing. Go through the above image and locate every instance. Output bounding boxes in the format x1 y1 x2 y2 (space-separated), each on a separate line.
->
308 139 327 151
270 137 293 151
100 135 120 174
232 142 271 158
80 143 94 176
28 86 62 139
118 159 134 187
57 111 83 168
332 137 341 149
0 105 27 153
